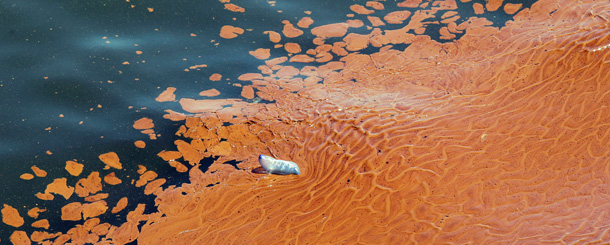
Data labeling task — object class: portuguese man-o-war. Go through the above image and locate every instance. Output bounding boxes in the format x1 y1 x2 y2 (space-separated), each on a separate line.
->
258 155 301 175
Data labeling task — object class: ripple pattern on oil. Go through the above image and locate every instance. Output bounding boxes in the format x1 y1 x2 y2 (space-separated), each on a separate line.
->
134 0 610 244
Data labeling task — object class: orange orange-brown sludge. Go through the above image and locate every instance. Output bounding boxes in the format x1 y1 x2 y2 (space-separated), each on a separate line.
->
155 87 176 102
2 204 24 228
99 152 123 170
209 73 223 81
9 0 610 243
224 3 245 13
219 25 245 39
65 160 84 176
30 166 47 177
27 208 45 219
199 88 221 97
134 140 146 148
133 0 610 243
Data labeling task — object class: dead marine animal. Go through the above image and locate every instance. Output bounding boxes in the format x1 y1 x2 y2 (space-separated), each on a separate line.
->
258 155 301 175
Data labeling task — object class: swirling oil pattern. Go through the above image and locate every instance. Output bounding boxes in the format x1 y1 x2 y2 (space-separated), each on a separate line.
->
3 0 610 244
140 0 610 244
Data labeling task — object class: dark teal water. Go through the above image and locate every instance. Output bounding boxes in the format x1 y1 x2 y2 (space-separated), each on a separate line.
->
0 0 536 241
